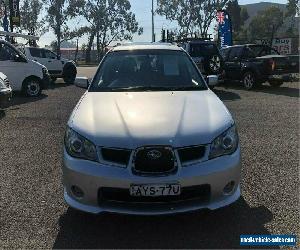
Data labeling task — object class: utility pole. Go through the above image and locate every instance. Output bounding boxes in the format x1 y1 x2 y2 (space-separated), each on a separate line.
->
151 0 155 42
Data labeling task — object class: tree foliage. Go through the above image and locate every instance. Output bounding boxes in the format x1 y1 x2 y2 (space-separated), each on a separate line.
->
42 0 85 55
286 0 299 17
248 6 284 45
75 0 143 62
20 0 44 35
156 0 230 38
226 0 248 33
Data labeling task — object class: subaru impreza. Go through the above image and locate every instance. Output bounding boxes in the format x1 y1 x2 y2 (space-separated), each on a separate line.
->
63 43 241 215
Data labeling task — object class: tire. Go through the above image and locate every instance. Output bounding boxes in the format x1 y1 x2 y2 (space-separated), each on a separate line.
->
269 80 283 87
208 55 222 74
242 71 256 90
63 63 77 84
22 77 42 97
63 76 76 84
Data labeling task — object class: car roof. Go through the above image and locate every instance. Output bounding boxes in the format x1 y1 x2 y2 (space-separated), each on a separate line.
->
112 42 183 52
222 44 268 49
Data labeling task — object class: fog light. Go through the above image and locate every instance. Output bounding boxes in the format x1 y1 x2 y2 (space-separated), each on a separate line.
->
71 185 84 198
223 181 235 194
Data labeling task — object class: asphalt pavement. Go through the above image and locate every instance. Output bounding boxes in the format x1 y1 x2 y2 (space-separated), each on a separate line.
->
0 67 299 249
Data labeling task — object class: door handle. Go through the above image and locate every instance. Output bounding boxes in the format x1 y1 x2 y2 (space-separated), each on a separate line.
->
48 60 52 62
33 59 37 61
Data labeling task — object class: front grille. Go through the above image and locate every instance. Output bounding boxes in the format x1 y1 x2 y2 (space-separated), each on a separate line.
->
98 185 211 204
133 146 176 175
177 145 206 163
101 148 131 165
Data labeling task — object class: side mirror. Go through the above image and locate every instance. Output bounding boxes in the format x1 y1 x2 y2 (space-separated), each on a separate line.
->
207 75 218 87
57 55 61 60
75 77 89 89
14 54 24 62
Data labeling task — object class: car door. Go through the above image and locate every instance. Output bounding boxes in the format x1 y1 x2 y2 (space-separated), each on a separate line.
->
224 47 244 80
0 42 27 91
28 47 47 65
43 49 62 75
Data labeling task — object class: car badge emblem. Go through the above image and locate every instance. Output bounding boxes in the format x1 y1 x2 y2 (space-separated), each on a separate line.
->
147 150 162 160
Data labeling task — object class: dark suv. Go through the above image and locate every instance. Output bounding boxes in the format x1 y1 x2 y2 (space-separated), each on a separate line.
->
221 44 296 90
178 39 225 85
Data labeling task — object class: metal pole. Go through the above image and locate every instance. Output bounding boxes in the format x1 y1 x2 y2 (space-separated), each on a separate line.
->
152 0 155 42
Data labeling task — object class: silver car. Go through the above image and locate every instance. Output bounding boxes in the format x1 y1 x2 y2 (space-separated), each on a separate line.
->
63 43 241 215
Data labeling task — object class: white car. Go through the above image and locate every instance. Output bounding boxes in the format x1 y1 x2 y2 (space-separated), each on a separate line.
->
63 43 241 215
18 46 77 84
0 40 50 97
0 72 12 108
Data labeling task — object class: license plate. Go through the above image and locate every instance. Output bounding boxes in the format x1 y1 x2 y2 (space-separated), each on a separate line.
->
130 184 181 197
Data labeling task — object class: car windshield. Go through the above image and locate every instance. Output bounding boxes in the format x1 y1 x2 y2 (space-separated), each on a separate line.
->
189 43 219 57
89 49 207 92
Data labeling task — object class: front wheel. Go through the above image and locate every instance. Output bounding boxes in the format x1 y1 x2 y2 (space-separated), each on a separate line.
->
63 76 75 84
63 63 77 84
23 78 42 97
269 80 283 87
242 71 256 90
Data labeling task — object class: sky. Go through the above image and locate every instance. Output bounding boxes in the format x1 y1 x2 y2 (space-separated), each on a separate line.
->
38 0 288 47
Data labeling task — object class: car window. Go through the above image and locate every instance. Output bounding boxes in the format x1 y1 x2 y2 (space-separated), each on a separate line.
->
220 48 230 60
260 46 280 56
189 43 219 57
248 45 264 57
228 47 244 61
0 43 19 61
243 47 256 58
44 50 57 59
90 50 207 91
29 48 43 58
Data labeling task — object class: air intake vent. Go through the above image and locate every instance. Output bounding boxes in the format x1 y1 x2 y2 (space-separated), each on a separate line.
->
177 145 206 163
101 148 131 165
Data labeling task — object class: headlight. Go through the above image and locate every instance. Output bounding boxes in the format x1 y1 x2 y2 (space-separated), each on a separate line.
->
0 79 6 89
209 125 239 159
64 127 98 161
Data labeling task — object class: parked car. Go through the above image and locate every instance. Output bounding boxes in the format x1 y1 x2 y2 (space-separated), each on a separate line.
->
221 44 297 90
178 39 225 86
0 40 50 97
17 46 77 84
0 72 12 108
63 43 241 215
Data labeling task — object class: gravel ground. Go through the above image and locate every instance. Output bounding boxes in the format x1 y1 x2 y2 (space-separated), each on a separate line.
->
0 67 299 249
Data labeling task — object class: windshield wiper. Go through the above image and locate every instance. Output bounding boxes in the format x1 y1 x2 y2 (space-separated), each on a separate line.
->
168 86 207 91
101 85 207 92
105 86 173 92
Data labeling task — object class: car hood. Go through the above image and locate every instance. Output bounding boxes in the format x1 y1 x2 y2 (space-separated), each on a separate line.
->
69 90 233 148
29 59 45 68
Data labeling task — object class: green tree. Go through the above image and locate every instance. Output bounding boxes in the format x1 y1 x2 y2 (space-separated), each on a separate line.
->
226 0 249 33
286 0 299 17
20 0 44 36
75 0 143 62
248 6 284 46
157 0 230 39
42 0 84 56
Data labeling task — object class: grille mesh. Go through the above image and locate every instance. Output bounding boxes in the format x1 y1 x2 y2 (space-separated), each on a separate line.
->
101 148 131 165
177 145 206 163
133 147 176 174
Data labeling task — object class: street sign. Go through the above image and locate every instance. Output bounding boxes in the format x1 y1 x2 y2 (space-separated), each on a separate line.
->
9 0 20 27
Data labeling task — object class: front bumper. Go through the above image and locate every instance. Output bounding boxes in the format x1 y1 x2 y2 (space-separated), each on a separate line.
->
62 146 241 215
41 69 51 89
0 88 12 108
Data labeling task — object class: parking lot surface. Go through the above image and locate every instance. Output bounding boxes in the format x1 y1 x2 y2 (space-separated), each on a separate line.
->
0 67 299 249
